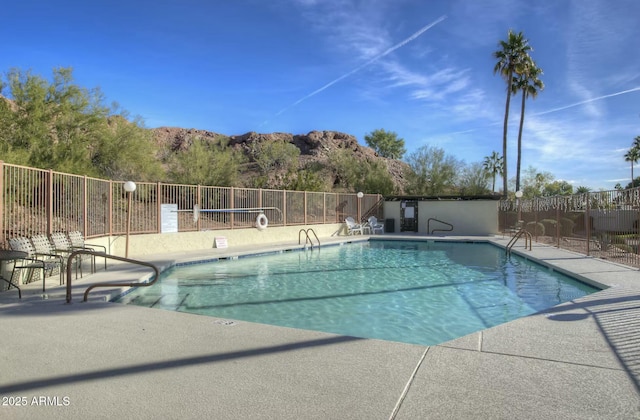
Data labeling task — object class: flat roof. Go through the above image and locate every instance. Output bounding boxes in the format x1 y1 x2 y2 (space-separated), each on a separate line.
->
384 195 502 201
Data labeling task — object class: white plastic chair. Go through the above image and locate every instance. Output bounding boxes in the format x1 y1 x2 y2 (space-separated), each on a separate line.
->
345 217 364 235
367 216 384 234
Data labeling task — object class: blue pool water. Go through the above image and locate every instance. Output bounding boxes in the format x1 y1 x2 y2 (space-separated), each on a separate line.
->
117 240 599 346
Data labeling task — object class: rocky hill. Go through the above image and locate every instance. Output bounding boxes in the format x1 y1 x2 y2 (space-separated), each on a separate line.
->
152 127 409 193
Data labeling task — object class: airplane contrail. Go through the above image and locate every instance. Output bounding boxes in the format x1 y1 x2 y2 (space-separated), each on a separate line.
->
443 86 640 136
273 15 447 118
532 86 640 116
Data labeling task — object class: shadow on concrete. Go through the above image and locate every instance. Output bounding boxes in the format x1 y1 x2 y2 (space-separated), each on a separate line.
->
0 334 363 394
543 288 640 393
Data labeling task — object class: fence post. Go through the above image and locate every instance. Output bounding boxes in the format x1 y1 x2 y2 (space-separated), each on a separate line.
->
157 182 162 233
83 175 88 236
534 199 539 241
283 190 287 226
304 191 308 225
230 187 234 229
108 180 113 238
197 184 201 232
47 169 53 234
556 201 560 248
586 193 590 255
323 192 326 224
0 161 4 247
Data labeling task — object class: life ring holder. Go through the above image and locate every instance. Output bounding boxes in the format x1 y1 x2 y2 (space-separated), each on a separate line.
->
256 213 268 230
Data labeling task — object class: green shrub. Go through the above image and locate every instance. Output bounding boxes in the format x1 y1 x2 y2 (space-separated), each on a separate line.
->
526 221 544 236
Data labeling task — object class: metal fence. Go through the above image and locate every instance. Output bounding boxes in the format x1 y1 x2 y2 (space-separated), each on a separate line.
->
499 188 640 268
0 161 382 248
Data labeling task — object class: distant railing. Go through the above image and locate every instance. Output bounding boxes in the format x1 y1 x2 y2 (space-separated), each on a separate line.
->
0 161 383 248
499 188 640 268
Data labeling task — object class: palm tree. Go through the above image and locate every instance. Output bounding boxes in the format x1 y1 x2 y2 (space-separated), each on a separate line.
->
512 57 543 192
624 143 640 187
493 29 532 198
483 151 504 193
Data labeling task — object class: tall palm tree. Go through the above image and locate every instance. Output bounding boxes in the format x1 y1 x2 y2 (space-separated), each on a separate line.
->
493 29 531 198
633 135 640 154
483 151 504 193
624 144 640 187
512 57 543 192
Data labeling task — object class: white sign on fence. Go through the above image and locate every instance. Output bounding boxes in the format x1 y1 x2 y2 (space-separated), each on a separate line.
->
161 204 178 233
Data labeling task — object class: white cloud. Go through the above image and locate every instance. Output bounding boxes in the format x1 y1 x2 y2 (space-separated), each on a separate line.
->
279 0 470 107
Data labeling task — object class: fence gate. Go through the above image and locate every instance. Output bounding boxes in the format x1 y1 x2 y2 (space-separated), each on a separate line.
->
400 200 418 232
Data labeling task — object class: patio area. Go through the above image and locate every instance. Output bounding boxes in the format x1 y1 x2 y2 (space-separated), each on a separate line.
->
0 235 638 419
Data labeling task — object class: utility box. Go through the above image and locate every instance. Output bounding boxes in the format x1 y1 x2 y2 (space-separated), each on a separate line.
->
384 218 395 233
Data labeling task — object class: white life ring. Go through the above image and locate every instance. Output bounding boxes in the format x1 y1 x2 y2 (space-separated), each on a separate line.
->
256 213 268 230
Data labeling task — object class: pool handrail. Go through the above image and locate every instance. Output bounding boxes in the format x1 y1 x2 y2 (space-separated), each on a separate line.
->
427 218 454 235
298 228 320 249
65 250 159 303
506 227 532 254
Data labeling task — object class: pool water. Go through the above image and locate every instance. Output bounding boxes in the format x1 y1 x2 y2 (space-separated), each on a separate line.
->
117 240 599 346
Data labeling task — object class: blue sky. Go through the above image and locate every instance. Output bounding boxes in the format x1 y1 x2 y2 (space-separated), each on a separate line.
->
3 0 639 191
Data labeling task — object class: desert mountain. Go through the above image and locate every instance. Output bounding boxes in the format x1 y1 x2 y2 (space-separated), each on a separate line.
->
152 127 409 193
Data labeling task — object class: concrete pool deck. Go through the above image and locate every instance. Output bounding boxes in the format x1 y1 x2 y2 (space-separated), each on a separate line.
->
0 235 639 419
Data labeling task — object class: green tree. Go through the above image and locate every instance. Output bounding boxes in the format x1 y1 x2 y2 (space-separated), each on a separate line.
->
354 160 396 195
169 136 245 186
404 145 461 195
364 128 406 159
92 113 164 181
0 67 163 180
542 180 573 196
2 67 108 172
624 136 640 187
575 186 591 194
281 168 328 192
512 56 543 192
328 149 396 195
493 29 532 197
624 178 640 189
250 139 300 175
459 162 490 196
482 151 503 193
520 166 554 198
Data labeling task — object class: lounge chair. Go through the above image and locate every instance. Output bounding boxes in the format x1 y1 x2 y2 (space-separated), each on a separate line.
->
50 232 85 278
30 234 67 285
68 231 108 272
345 217 364 235
367 216 384 234
8 237 59 292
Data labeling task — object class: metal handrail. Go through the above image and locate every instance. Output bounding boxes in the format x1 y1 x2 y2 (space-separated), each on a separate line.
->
506 228 532 254
361 197 385 223
427 218 453 234
298 228 321 249
65 250 159 303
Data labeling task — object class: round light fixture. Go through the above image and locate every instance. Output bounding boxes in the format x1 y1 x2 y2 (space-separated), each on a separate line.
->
123 181 137 193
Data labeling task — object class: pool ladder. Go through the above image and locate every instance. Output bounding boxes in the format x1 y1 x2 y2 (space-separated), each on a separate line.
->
506 227 532 255
299 228 320 249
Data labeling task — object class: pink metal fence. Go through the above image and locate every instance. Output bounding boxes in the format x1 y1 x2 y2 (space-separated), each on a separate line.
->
500 188 640 268
0 161 382 248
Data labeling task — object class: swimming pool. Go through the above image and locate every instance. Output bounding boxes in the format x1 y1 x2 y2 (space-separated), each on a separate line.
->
116 240 599 346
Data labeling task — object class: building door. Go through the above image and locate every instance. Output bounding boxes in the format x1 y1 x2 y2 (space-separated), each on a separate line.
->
400 200 418 232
